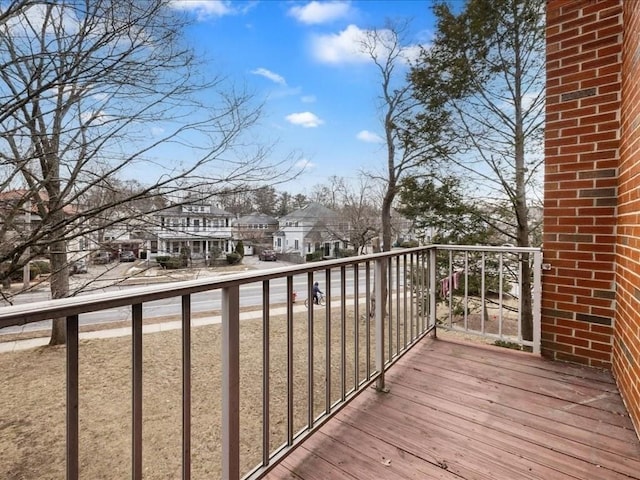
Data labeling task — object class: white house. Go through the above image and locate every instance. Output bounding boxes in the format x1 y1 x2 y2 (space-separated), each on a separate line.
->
154 201 234 260
273 203 348 259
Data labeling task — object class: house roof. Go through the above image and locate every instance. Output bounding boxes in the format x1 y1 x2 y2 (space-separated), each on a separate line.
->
159 202 232 216
234 212 278 225
0 189 78 216
280 202 339 222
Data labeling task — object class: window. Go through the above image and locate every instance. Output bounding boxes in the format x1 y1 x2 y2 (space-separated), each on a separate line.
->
277 238 282 247
294 239 299 250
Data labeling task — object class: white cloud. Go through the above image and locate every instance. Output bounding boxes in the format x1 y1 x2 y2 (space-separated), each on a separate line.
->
301 95 317 103
151 127 165 137
311 24 368 64
285 112 324 128
288 1 352 25
169 0 234 19
356 130 383 143
296 158 316 170
312 24 423 66
251 68 287 86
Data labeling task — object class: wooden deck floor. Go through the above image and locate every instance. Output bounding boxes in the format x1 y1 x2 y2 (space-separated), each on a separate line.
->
264 337 640 480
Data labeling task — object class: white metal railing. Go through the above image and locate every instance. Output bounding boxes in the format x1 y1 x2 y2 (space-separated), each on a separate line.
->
0 245 541 479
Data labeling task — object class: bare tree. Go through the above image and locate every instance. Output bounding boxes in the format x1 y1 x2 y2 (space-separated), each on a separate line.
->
360 21 448 253
0 0 291 344
410 0 545 340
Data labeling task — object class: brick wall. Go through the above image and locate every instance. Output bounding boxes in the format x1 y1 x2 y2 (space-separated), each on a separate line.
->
615 0 640 438
544 0 623 368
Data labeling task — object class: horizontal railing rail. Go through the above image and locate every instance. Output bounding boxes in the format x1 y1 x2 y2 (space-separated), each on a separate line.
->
0 245 541 480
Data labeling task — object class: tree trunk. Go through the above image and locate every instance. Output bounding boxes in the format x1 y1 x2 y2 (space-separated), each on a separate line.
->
49 235 70 346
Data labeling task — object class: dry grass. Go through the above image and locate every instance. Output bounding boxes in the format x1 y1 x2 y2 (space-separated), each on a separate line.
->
0 304 389 479
0 294 521 479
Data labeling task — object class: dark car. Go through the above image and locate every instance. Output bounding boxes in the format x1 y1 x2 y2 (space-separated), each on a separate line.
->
119 250 136 262
259 249 277 261
70 259 88 274
93 251 112 264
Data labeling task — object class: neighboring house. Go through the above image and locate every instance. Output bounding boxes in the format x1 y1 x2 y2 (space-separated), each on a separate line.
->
232 213 278 256
0 189 87 262
273 202 348 259
390 209 419 247
97 212 152 258
154 201 234 259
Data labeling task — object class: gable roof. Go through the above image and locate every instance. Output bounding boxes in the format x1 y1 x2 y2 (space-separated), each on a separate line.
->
235 212 278 225
280 202 340 222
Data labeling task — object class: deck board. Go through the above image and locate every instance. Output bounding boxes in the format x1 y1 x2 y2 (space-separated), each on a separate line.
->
271 337 640 480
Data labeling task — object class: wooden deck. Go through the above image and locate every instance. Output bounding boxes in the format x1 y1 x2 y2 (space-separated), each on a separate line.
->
264 337 640 480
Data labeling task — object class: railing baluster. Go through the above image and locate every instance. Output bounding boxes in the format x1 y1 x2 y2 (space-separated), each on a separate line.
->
340 266 346 400
429 249 437 336
481 252 486 334
518 253 523 342
387 257 392 362
365 262 371 381
353 263 359 390
499 253 504 338
308 273 314 428
409 253 414 341
464 251 469 331
375 258 386 391
287 277 294 446
324 271 331 414
262 281 270 467
66 314 79 480
396 256 401 354
181 295 191 480
533 251 542 354
403 255 407 349
132 303 143 480
222 286 240 480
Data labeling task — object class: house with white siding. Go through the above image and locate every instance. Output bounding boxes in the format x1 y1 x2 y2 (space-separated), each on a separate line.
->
273 203 348 259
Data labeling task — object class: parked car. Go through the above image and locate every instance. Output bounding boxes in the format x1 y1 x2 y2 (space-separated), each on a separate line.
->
119 250 136 262
93 251 112 264
70 259 88 274
259 249 277 261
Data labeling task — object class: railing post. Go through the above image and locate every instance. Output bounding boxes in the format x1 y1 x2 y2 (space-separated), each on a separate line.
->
222 285 240 480
429 248 437 337
532 251 542 355
66 315 79 480
374 257 387 392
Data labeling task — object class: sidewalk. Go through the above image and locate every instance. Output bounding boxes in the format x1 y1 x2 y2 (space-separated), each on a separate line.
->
1 255 301 354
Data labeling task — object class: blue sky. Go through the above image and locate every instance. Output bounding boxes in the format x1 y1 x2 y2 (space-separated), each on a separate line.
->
167 0 437 194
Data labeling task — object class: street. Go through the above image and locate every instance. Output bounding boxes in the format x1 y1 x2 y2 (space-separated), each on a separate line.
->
0 262 388 335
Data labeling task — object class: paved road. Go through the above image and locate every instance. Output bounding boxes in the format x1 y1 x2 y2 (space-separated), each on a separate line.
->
0 258 389 335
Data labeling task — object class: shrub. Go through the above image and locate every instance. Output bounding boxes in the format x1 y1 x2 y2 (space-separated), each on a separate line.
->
401 240 419 248
235 240 245 257
306 250 324 262
226 252 242 265
163 257 185 269
32 260 51 275
155 256 171 269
